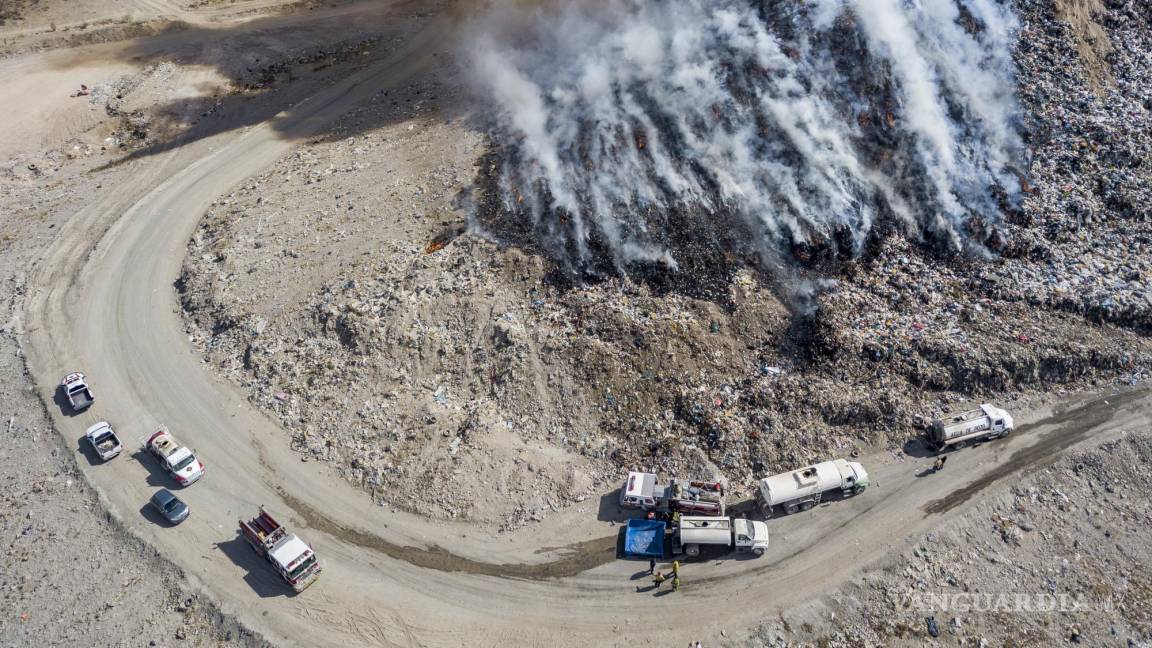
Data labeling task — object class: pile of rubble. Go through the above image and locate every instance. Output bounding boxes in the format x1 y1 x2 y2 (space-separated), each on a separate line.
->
179 0 1152 527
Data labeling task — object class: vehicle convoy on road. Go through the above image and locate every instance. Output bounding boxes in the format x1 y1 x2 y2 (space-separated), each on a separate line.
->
239 507 322 592
84 421 122 461
145 427 205 486
60 372 95 412
620 471 726 515
150 488 190 524
757 458 869 517
673 516 769 558
929 404 1014 451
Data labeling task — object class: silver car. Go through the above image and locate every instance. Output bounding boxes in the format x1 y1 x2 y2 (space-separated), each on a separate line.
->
149 488 190 524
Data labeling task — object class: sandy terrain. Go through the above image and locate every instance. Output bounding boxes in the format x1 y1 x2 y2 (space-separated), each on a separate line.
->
1 0 1150 647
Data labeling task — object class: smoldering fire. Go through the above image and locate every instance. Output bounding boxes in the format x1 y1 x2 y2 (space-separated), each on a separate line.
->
466 0 1025 276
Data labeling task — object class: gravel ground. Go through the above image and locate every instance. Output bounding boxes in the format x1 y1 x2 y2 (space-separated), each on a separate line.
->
0 152 259 647
0 9 396 644
746 432 1152 647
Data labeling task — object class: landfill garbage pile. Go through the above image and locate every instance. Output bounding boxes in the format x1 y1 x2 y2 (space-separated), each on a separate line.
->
179 0 1152 527
468 0 1026 283
747 433 1152 647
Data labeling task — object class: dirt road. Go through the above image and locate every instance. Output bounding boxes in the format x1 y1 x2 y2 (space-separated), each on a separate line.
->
18 2 1152 646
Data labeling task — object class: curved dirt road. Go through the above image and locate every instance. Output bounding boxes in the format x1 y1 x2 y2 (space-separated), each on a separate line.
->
20 3 1152 647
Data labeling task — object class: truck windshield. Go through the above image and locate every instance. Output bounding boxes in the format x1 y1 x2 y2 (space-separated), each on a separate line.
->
173 455 197 471
288 554 317 580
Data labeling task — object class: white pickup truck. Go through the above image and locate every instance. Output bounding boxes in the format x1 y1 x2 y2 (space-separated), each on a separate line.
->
673 516 769 558
84 421 122 461
146 427 205 486
928 404 1013 451
61 372 94 412
756 458 869 517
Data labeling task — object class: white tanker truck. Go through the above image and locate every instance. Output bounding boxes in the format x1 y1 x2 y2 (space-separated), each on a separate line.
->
928 404 1014 451
756 458 869 517
673 516 769 558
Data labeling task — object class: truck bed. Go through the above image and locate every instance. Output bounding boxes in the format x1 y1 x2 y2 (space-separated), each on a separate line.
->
69 389 94 409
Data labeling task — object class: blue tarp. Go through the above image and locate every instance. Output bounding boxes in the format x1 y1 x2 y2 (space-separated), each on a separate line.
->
624 519 666 557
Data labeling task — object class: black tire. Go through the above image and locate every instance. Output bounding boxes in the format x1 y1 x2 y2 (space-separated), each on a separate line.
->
799 501 815 512
954 440 969 450
752 547 765 557
853 485 866 495
685 544 700 558
784 503 799 515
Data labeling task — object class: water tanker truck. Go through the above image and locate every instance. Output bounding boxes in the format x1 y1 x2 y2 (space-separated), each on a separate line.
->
928 404 1014 451
756 458 869 517
673 516 769 558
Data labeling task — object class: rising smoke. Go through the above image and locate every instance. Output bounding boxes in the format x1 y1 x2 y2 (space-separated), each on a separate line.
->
466 0 1025 281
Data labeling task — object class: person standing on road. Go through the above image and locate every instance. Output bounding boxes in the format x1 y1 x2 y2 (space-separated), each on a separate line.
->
652 571 666 589
671 576 681 592
672 560 680 578
648 558 656 574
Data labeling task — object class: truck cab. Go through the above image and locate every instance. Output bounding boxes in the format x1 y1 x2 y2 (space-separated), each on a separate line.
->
620 471 659 508
732 518 770 555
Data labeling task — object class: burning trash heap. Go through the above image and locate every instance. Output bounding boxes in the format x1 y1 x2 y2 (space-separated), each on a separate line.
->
469 0 1027 280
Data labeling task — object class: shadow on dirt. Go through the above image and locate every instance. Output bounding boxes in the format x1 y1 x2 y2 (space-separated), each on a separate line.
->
76 436 107 466
596 490 632 523
52 385 85 418
215 536 294 598
138 500 185 527
902 437 939 459
130 448 175 488
64 1 458 170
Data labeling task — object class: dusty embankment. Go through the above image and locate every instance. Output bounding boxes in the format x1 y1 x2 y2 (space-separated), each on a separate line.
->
178 0 1152 532
0 1 439 644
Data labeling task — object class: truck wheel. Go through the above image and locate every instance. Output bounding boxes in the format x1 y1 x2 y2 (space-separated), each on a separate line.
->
752 547 765 557
685 544 700 558
799 501 815 512
954 440 969 450
853 485 866 495
784 503 799 515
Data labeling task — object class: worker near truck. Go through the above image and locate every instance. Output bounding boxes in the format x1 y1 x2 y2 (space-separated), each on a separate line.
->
652 571 666 588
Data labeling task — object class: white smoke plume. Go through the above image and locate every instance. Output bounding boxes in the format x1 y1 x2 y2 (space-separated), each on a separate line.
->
466 0 1024 275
